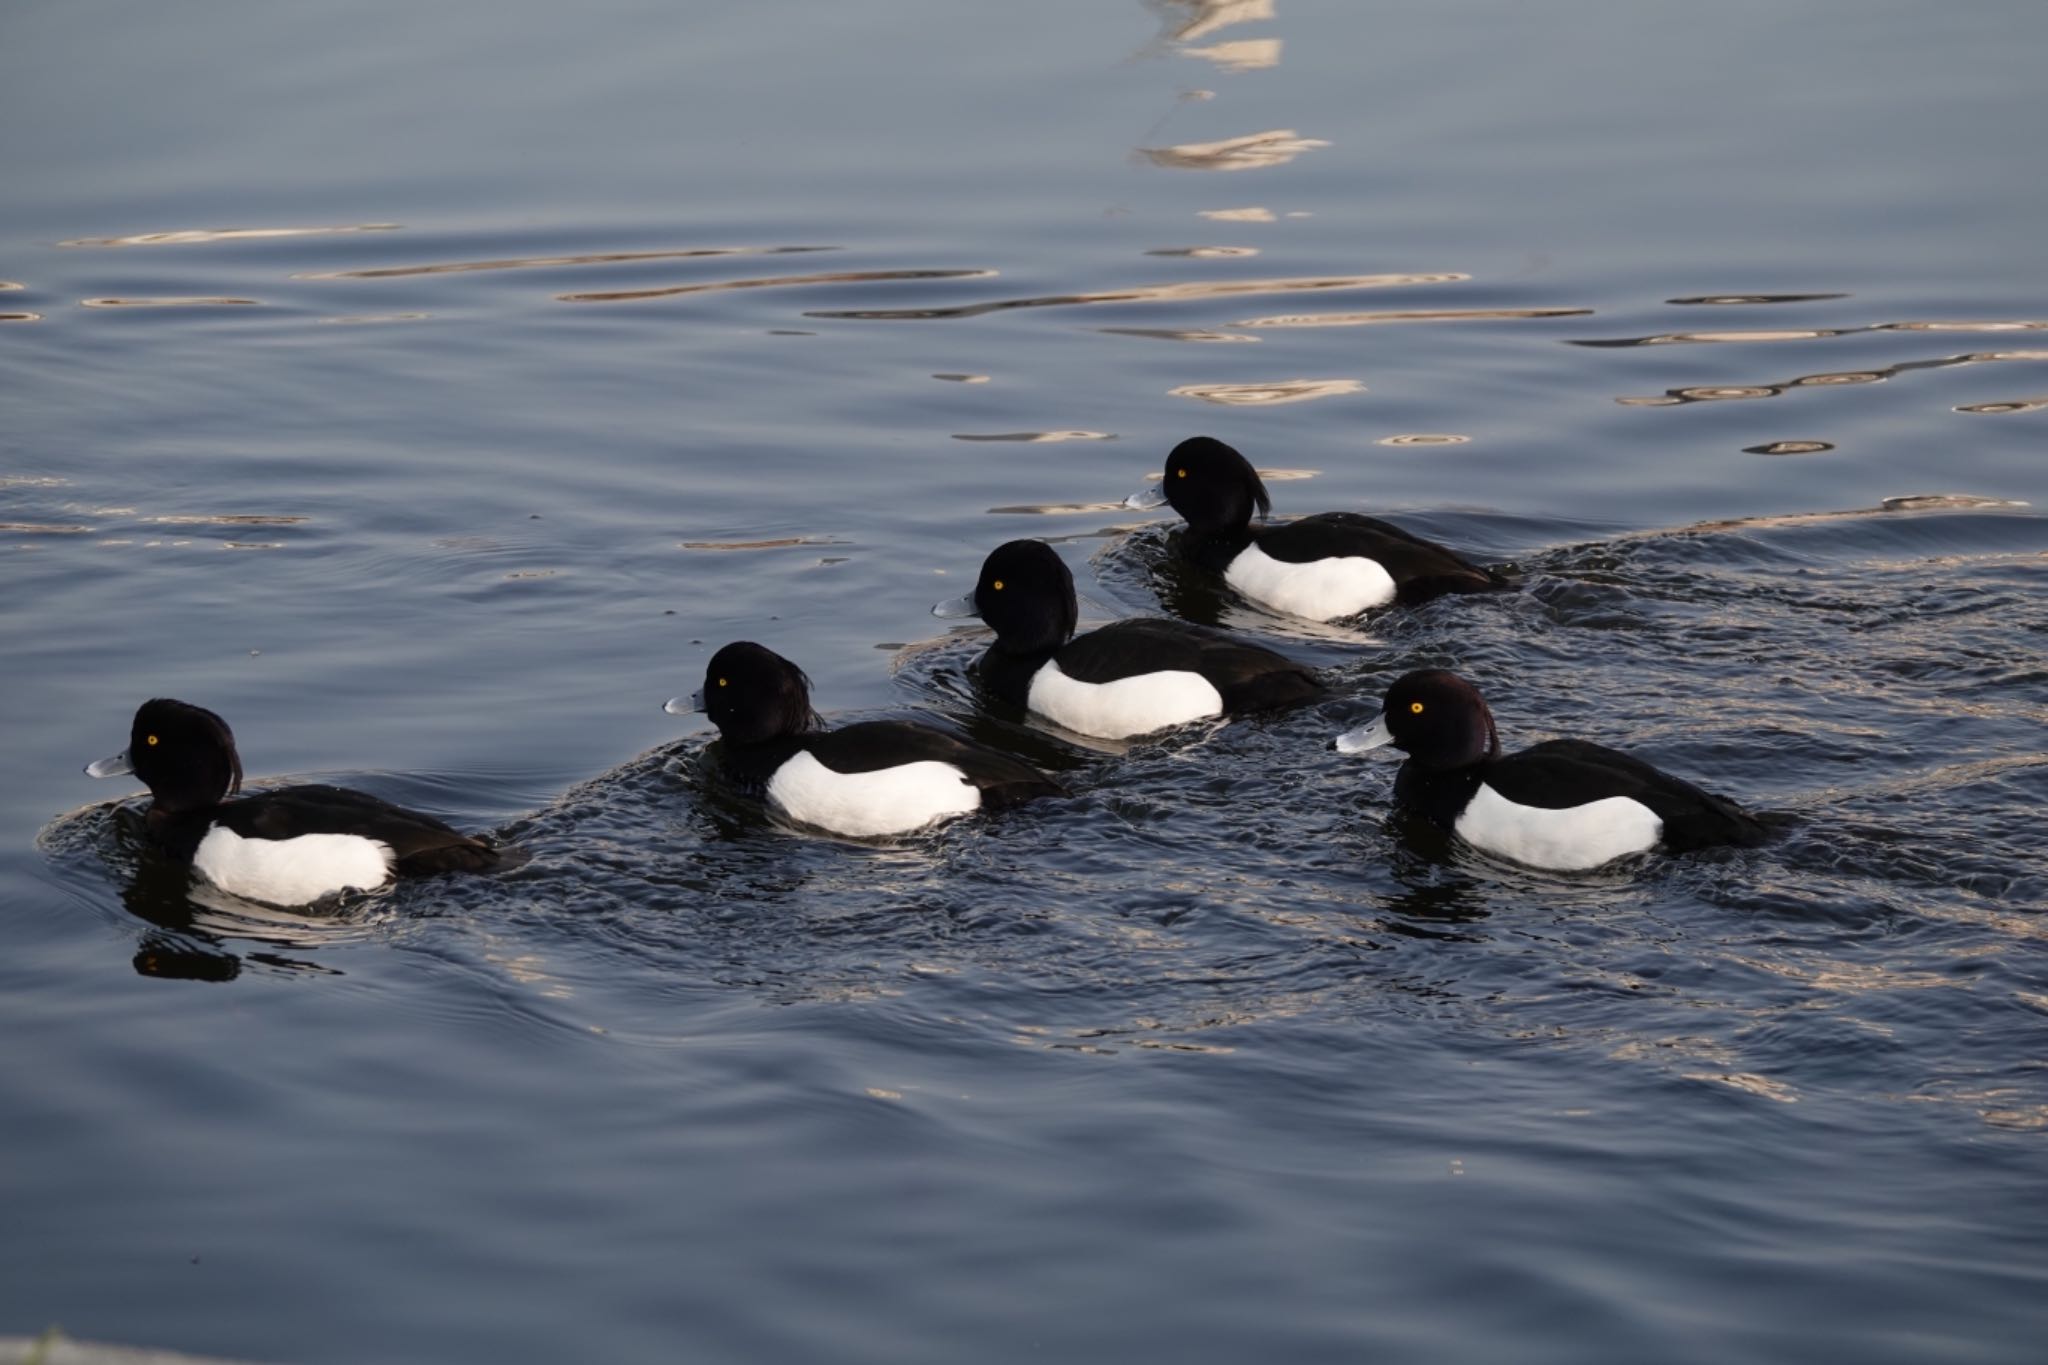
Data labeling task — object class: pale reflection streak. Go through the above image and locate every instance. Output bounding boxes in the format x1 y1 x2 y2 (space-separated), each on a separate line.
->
1169 378 1362 405
1956 397 2048 415
1617 350 2048 407
561 268 993 304
1145 246 1260 257
81 297 261 309
1378 434 1471 447
1182 38 1282 71
1139 129 1329 171
1620 494 2029 540
59 224 400 248
987 501 1134 515
1232 307 1591 329
0 312 41 323
1198 207 1276 222
297 245 835 281
1150 0 1275 43
143 514 308 526
680 537 847 551
806 273 1467 321
1098 327 1260 343
1577 319 2045 348
952 431 1117 443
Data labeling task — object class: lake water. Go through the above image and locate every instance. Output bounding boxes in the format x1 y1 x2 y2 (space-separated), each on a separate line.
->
5 2 2047 1360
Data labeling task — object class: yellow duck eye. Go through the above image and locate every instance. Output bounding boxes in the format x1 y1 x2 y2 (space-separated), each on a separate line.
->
717 678 727 688
146 734 159 746
1175 468 1187 478
1408 702 1425 715
992 579 1004 591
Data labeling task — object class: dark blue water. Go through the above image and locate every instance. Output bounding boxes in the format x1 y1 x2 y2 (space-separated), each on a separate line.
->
5 2 2047 1360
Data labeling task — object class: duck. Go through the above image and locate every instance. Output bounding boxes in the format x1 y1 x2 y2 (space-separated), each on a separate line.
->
86 698 510 906
1125 436 1509 621
667 641 1063 837
1335 670 1770 871
932 538 1324 740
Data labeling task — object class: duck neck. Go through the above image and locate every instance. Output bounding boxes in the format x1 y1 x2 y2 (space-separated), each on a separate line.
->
1178 525 1254 574
146 802 218 861
711 735 807 798
1393 757 1490 831
979 643 1056 709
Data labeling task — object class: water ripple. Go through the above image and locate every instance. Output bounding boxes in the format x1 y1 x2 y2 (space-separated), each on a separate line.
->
1617 349 2048 406
952 431 1119 443
1168 378 1363 405
1745 440 1836 456
1666 292 1851 306
59 223 401 248
79 296 262 309
1956 397 2048 415
560 267 993 304
297 244 836 281
1236 307 1591 329
805 273 1466 321
1138 129 1329 171
1577 319 2045 348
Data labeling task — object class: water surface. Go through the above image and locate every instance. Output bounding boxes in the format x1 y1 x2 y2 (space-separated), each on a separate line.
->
4 2 2046 1361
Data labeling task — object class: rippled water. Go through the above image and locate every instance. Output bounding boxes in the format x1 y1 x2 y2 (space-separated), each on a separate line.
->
6 2 2047 1361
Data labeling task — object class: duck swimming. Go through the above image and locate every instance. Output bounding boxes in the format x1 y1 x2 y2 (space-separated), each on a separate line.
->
1336 670 1770 871
668 641 1063 837
934 538 1324 740
1126 436 1508 621
86 698 510 906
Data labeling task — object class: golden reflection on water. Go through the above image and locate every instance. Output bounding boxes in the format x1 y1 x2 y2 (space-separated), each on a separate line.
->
1138 128 1329 171
0 312 42 323
59 224 400 248
320 313 432 325
0 281 23 291
1198 206 1276 221
1617 349 2048 406
296 245 835 281
1233 307 1590 329
1377 434 1471 447
931 372 990 383
560 267 993 304
806 273 1466 321
1168 378 1362 405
